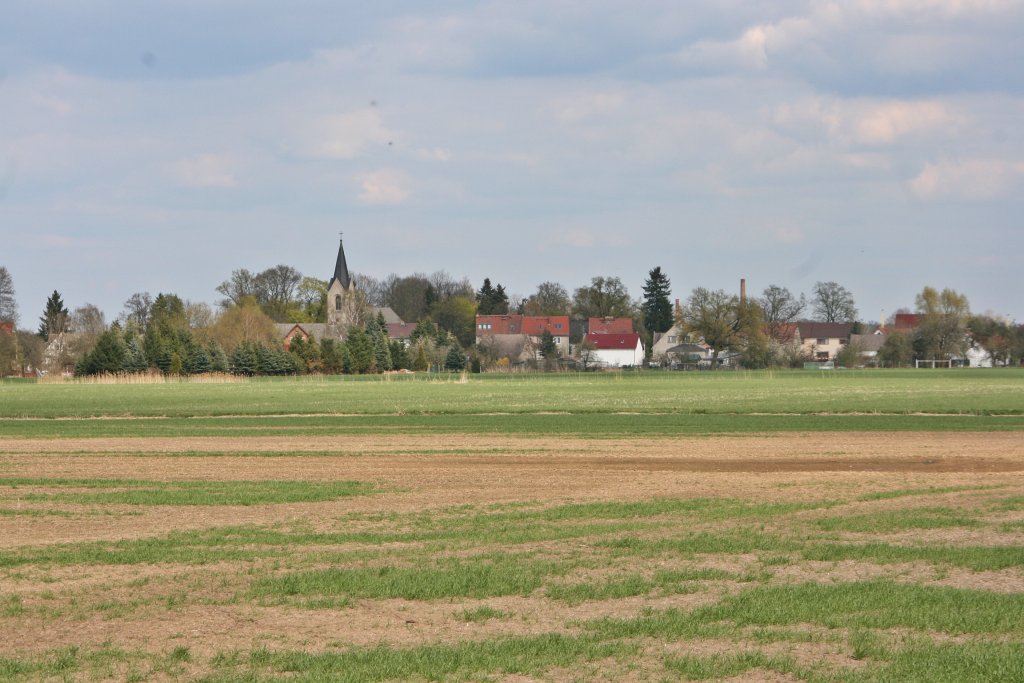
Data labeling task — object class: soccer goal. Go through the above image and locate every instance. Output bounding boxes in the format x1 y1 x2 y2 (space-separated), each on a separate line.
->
915 359 952 369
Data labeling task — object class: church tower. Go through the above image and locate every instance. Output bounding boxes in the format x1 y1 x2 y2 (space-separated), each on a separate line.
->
326 237 358 336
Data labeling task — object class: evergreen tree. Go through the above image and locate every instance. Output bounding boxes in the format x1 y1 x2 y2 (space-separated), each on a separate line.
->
168 351 184 376
122 334 149 373
477 278 510 315
409 318 438 344
345 327 374 374
389 340 410 370
444 344 466 371
231 342 259 375
38 291 70 340
413 344 429 371
641 267 673 334
539 329 559 359
209 342 229 373
189 346 212 374
75 326 127 375
373 331 393 371
320 338 343 374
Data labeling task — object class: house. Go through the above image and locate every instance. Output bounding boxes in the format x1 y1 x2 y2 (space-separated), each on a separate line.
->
796 322 854 361
475 314 522 341
588 317 634 335
278 323 328 351
476 314 570 359
583 332 644 368
664 342 709 366
521 316 570 356
651 324 686 359
849 333 886 366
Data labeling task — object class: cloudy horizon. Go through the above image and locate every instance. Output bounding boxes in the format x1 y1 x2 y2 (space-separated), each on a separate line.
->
2 1 1022 327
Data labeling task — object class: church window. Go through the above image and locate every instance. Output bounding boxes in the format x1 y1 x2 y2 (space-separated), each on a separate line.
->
335 295 342 311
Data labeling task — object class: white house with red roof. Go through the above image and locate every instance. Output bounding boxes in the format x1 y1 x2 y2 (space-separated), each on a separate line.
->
584 332 644 367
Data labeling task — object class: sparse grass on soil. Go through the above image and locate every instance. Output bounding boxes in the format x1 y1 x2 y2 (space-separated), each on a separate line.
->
0 371 1022 680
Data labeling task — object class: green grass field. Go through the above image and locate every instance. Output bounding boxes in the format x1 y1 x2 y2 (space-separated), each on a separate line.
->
3 369 1023 420
1 370 1022 681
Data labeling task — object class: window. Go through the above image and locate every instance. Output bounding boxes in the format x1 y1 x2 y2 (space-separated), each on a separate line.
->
555 323 562 329
816 351 829 361
668 336 676 343
477 323 492 330
335 295 342 311
554 337 560 344
816 338 828 345
839 339 848 345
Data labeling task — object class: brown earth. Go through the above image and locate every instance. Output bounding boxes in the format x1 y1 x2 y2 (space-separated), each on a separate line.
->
1 432 1022 548
1 430 1022 677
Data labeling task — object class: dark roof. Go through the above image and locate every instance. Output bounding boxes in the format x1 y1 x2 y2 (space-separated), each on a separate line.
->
387 322 417 339
796 321 854 340
329 238 352 289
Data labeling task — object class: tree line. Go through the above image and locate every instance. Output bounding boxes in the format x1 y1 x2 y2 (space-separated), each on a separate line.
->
2 262 1023 377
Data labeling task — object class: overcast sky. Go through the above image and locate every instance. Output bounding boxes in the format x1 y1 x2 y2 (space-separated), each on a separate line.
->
2 0 1022 326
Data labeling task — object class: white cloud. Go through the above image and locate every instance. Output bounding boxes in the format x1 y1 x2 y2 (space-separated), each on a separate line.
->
290 109 397 160
355 168 410 204
415 147 453 162
553 91 625 123
854 0 1017 19
773 97 961 147
853 101 960 145
175 154 237 188
909 158 1024 200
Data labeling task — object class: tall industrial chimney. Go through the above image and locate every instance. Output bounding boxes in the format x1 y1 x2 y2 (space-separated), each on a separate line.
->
740 279 747 304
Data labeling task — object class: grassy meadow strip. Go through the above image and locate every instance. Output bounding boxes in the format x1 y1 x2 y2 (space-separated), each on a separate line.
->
2 369 1023 419
3 413 1024 441
0 479 375 506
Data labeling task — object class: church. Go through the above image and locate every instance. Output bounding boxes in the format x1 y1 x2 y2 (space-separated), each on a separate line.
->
277 238 402 350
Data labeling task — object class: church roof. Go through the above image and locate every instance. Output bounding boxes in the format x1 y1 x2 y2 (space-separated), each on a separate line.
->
329 238 352 290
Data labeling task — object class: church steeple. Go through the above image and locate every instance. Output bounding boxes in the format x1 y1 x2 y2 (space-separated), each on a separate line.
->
329 236 352 290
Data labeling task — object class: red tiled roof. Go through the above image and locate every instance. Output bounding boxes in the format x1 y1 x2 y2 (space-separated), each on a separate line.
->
476 315 522 335
588 317 634 334
892 313 921 330
585 332 642 350
521 316 570 337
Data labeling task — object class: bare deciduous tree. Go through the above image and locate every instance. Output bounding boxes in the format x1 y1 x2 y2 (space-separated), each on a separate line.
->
760 285 805 342
812 281 858 323
120 292 153 331
0 267 16 324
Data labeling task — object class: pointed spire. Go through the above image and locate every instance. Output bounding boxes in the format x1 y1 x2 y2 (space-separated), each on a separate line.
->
330 235 351 289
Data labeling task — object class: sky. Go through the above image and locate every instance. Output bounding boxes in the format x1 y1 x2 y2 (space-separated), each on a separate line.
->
2 0 1023 327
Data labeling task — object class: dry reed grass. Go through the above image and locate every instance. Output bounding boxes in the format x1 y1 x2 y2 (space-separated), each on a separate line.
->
39 372 247 385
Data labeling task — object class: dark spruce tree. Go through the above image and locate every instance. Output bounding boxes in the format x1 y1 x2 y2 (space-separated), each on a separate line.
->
641 267 673 334
476 279 510 315
38 290 70 340
444 344 466 371
539 329 559 359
